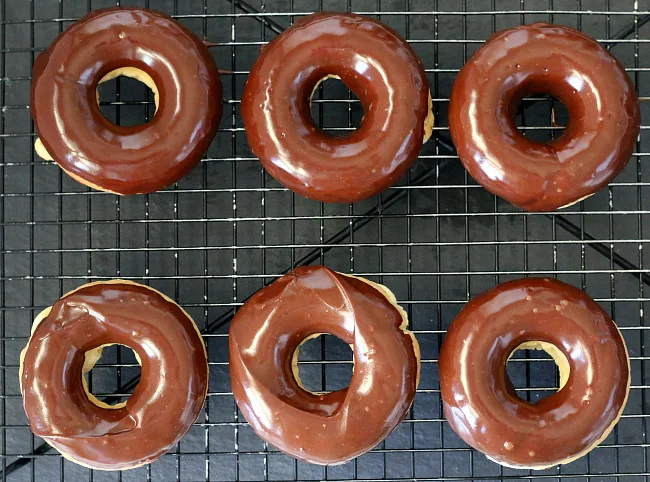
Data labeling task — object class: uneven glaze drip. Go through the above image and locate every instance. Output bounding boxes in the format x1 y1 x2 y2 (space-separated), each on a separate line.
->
229 266 419 464
21 283 209 470
448 23 640 211
31 7 222 195
438 278 629 469
241 12 430 203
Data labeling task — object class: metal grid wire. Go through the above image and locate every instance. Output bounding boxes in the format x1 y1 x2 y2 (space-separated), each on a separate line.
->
1 0 650 480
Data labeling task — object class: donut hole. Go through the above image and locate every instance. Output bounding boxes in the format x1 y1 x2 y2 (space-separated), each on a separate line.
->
506 341 570 404
97 68 158 127
82 344 142 409
310 76 363 136
293 334 354 393
514 95 570 143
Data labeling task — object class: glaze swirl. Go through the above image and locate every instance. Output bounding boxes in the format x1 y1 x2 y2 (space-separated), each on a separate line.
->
20 281 208 470
229 266 420 464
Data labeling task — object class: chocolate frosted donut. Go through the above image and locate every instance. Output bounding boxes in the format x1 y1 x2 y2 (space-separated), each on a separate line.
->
241 12 433 203
20 281 209 470
31 7 222 195
439 278 630 469
449 23 640 211
229 266 420 464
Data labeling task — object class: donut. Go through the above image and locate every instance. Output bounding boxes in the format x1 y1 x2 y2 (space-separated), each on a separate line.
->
448 23 640 211
31 7 222 195
241 12 433 203
229 266 420 464
20 281 209 470
438 278 630 469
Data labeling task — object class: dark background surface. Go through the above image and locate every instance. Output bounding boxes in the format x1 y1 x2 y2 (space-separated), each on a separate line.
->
1 0 650 480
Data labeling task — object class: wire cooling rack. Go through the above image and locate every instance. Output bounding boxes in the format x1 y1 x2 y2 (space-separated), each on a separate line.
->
1 0 650 480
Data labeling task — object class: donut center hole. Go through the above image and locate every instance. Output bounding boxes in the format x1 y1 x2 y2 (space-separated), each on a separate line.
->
97 68 159 127
506 341 569 404
515 95 569 143
293 334 354 393
82 343 142 408
310 76 363 136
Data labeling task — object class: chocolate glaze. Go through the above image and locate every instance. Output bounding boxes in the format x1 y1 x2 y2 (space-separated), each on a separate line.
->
448 23 640 211
229 266 419 464
20 282 208 470
31 7 222 195
439 278 629 469
241 12 430 203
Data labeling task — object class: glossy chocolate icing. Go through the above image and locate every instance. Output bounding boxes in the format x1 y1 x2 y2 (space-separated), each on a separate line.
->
241 12 430 203
20 282 208 470
31 7 222 195
229 266 419 464
449 23 640 211
439 278 629 469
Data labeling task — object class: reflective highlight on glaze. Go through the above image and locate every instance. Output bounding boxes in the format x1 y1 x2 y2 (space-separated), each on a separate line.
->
21 283 209 470
241 13 429 203
438 278 629 469
229 266 419 464
31 7 222 195
448 23 640 211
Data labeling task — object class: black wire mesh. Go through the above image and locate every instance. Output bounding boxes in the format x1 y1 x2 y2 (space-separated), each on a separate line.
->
1 0 650 480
